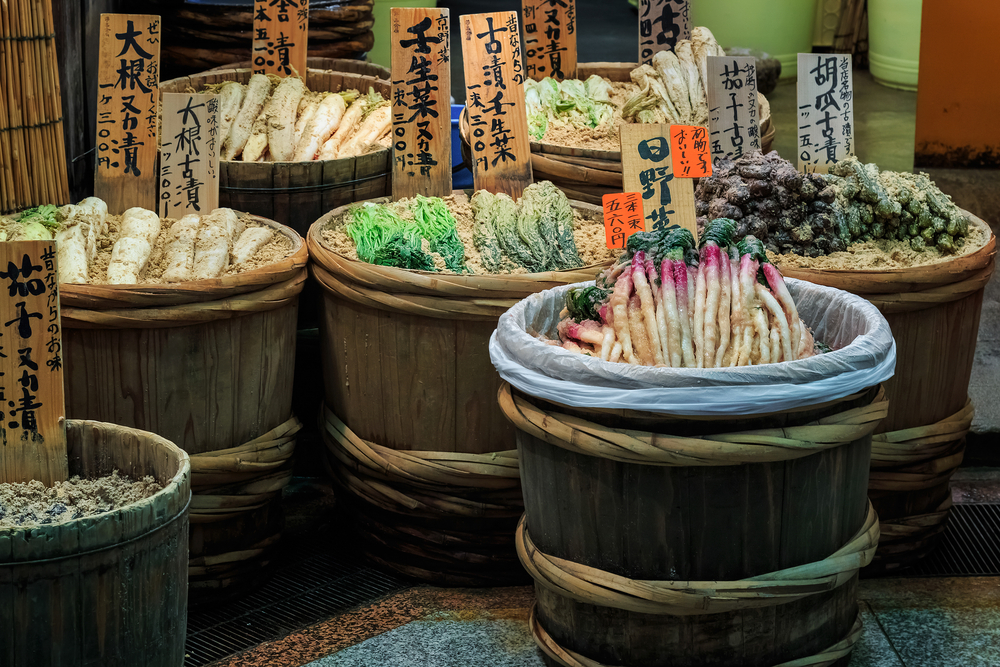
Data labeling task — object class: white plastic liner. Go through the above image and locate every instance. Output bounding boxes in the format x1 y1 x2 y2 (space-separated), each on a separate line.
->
490 278 896 416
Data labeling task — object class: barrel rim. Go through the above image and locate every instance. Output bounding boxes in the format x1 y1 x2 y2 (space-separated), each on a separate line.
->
306 190 613 299
207 57 391 81
0 419 192 563
60 213 308 310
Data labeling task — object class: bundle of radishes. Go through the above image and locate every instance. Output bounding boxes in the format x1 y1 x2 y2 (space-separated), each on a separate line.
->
553 218 817 367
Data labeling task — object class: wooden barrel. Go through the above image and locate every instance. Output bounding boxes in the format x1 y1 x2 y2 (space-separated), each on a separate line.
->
0 419 190 667
459 62 775 205
501 384 884 667
60 215 308 602
308 194 611 585
779 213 997 572
210 57 390 81
160 68 391 238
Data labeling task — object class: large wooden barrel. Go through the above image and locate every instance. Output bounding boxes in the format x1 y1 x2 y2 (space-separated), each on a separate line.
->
502 385 883 667
308 194 612 585
0 419 190 667
779 213 997 572
211 57 390 81
459 63 775 205
60 215 308 602
160 68 391 238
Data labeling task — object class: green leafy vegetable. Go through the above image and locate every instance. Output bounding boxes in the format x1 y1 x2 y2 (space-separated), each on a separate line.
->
566 285 611 323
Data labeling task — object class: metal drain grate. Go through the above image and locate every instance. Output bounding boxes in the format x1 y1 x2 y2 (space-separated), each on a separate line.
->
184 529 411 667
904 504 1000 577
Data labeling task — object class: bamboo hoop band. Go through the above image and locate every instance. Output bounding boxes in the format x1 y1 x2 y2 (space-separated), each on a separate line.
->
499 384 888 467
62 270 306 329
876 495 953 544
321 407 522 519
516 502 878 616
870 399 973 468
530 604 862 667
188 415 301 523
863 260 995 314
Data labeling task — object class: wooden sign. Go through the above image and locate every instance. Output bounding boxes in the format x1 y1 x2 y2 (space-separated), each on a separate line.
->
522 0 577 81
706 55 761 164
0 241 67 484
253 0 310 77
639 0 690 66
159 93 221 218
391 8 452 200
602 192 644 249
670 125 711 177
94 14 161 215
620 124 697 235
461 12 533 198
797 53 854 173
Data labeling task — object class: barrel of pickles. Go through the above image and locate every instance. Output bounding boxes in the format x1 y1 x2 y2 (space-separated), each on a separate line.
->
1 420 190 667
490 245 895 665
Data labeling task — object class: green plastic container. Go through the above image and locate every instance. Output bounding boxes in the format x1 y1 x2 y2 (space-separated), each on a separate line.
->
869 0 922 91
369 0 439 69
691 0 816 79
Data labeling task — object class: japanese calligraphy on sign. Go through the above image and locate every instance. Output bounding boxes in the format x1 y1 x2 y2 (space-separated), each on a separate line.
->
620 124 697 235
253 0 310 77
159 93 220 218
391 8 452 199
522 0 577 82
706 55 761 165
0 241 67 485
461 12 533 198
797 53 854 173
670 125 711 177
638 0 690 66
602 193 644 249
95 14 161 215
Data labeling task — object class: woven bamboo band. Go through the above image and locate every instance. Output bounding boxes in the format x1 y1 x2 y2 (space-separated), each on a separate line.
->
188 415 301 524
876 495 953 545
530 605 863 667
498 384 888 467
321 405 523 519
62 270 306 329
865 261 995 314
516 502 878 616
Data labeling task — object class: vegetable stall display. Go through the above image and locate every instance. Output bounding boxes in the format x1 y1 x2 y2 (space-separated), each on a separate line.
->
696 152 998 571
307 186 615 585
5 197 309 600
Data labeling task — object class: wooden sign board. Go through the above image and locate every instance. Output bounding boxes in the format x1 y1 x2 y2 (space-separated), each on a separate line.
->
391 8 452 200
797 53 854 173
522 0 577 81
461 12 533 199
94 14 161 215
706 55 762 165
639 0 690 66
620 123 697 235
602 192 644 249
159 93 221 218
0 241 67 485
253 0 310 77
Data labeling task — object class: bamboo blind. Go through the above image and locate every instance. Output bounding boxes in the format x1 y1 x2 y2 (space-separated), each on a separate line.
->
0 0 69 214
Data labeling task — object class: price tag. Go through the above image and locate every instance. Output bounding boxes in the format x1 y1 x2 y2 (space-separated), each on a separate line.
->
602 193 644 249
620 123 697 236
461 12 533 199
0 241 67 484
253 0 310 77
94 14 161 215
522 0 577 81
797 53 854 173
391 8 452 200
706 55 761 164
159 93 220 218
670 125 711 177
638 0 690 66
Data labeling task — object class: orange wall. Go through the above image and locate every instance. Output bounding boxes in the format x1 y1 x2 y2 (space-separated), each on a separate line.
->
915 0 1000 166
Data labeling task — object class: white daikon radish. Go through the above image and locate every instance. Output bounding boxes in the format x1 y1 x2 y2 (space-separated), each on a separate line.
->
120 207 161 245
224 74 271 160
203 207 244 244
267 76 306 162
293 93 322 148
76 196 109 258
242 97 273 162
293 92 347 161
317 97 367 160
107 237 152 284
193 222 230 280
55 224 89 284
232 227 274 265
217 82 246 150
161 214 201 283
337 105 390 158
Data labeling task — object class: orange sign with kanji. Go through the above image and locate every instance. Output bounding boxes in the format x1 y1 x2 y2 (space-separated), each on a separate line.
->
670 124 711 178
602 192 644 249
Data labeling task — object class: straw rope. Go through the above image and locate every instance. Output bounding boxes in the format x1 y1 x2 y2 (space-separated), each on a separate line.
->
865 261 996 314
188 415 301 523
517 503 878 616
498 384 888 467
530 605 863 667
61 270 306 329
